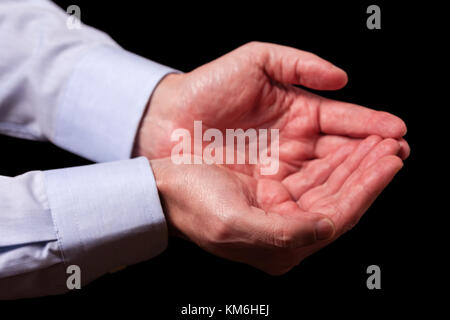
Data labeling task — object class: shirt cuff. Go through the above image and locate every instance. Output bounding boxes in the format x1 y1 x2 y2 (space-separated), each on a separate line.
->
53 45 177 162
43 157 167 285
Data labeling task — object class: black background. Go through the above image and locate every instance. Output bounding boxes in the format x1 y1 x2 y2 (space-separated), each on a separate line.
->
1 0 434 317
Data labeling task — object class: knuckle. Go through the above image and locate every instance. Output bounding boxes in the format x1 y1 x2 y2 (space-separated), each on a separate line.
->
241 42 268 59
211 224 229 243
236 42 273 70
244 41 263 49
210 214 235 243
298 197 312 211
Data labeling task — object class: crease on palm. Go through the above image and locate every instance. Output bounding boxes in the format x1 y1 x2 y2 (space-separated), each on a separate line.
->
192 79 405 235
146 42 408 241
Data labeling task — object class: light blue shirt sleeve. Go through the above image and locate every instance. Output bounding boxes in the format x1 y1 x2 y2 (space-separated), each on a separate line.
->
0 0 176 299
0 158 167 299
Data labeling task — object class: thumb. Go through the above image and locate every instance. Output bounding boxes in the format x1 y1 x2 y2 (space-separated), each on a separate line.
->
245 42 348 90
241 205 336 249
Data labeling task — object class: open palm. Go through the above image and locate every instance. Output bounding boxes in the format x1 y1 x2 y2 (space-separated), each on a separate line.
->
140 42 409 273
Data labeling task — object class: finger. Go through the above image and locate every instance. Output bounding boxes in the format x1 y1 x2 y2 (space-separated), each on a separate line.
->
247 42 348 90
314 135 409 160
282 140 359 199
331 138 402 197
318 97 407 138
354 137 408 162
398 138 410 160
255 179 293 212
241 205 335 249
299 135 382 210
333 155 403 233
314 135 361 158
359 138 401 170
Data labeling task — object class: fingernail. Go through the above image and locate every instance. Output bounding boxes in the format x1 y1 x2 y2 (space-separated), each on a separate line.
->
316 218 335 240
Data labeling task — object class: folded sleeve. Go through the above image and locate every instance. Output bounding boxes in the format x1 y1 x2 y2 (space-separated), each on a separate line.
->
0 0 177 162
0 157 167 299
53 47 175 161
0 0 174 299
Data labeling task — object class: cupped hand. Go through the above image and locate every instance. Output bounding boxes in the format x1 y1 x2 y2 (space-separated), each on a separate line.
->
139 42 409 274
152 140 403 275
136 41 409 179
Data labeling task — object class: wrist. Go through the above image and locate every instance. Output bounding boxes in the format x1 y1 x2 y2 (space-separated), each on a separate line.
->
133 73 184 158
149 158 171 196
149 158 182 238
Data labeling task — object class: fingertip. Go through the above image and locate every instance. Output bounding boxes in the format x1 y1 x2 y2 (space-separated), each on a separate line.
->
376 112 407 138
394 155 404 169
331 65 348 88
397 118 408 137
299 59 348 90
398 138 411 160
319 65 348 90
382 154 404 172
382 138 402 154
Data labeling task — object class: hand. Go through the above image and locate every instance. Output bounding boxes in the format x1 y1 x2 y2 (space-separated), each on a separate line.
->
135 41 409 175
151 145 404 275
138 42 409 274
